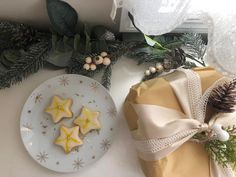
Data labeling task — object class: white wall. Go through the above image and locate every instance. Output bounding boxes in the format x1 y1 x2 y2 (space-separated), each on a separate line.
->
0 0 119 29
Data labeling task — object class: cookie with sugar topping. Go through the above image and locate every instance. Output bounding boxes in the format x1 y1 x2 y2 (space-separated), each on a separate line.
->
74 106 101 135
54 125 83 154
45 95 73 123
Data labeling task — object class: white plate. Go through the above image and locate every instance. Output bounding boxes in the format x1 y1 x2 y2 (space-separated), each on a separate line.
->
20 74 117 172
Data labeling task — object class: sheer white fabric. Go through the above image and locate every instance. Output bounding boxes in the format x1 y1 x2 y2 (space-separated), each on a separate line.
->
111 0 236 76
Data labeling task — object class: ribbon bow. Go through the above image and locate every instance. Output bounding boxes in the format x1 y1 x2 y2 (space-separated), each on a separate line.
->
131 69 236 177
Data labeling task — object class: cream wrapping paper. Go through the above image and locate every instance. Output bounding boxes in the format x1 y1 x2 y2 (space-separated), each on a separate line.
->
124 67 236 177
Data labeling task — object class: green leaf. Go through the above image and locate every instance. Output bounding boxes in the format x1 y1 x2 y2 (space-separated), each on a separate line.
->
73 34 81 52
46 34 74 67
47 0 78 37
46 50 72 67
164 41 183 49
84 25 91 53
91 40 108 53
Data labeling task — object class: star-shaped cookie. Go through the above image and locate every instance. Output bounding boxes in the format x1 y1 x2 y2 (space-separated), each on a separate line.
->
45 95 73 123
74 107 101 135
54 125 83 154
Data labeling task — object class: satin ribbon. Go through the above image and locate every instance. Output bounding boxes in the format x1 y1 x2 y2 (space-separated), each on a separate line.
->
131 69 236 177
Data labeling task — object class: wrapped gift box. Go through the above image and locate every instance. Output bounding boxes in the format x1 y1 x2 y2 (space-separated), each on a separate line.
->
123 67 234 177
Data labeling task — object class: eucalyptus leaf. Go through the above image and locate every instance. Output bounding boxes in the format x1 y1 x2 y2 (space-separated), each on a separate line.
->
63 36 74 51
46 50 72 67
2 49 21 63
73 34 81 52
47 0 78 37
46 34 74 67
84 25 91 53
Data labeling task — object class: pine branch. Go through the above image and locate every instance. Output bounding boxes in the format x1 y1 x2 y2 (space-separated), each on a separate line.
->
101 65 112 89
205 133 236 168
0 39 51 89
181 33 206 66
208 79 236 113
0 21 49 51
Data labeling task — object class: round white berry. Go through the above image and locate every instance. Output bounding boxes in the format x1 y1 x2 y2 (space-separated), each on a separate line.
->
103 57 111 66
94 56 103 65
212 124 230 142
90 64 96 71
85 57 92 64
212 124 222 133
83 63 90 70
149 66 156 73
145 70 151 76
156 63 164 71
217 130 230 142
100 52 108 57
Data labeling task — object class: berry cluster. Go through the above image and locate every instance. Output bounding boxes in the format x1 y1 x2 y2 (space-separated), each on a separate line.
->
83 52 111 71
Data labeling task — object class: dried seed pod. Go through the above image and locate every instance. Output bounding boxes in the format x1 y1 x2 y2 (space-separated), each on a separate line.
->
94 56 103 65
145 70 151 76
149 66 156 73
100 52 108 57
90 64 97 71
103 57 111 66
83 63 90 70
85 57 92 64
156 63 164 71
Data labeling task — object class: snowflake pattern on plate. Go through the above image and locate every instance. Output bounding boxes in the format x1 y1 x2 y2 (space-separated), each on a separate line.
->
107 107 117 118
58 76 69 86
73 159 84 170
100 139 111 151
35 93 43 103
36 151 48 163
90 82 99 91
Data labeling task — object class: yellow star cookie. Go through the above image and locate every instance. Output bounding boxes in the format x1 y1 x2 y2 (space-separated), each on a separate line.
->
54 125 83 154
74 107 101 135
45 95 73 123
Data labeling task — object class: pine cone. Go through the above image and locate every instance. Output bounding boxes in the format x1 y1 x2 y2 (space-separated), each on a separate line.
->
0 21 37 50
164 48 186 69
208 80 236 113
100 30 115 41
11 23 36 48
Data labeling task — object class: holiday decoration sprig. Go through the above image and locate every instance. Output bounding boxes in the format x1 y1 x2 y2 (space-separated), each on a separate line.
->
192 78 236 167
205 126 236 168
67 41 134 89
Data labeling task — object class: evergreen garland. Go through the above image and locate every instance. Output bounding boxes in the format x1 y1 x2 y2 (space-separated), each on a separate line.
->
0 21 48 51
0 0 207 90
0 39 51 89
